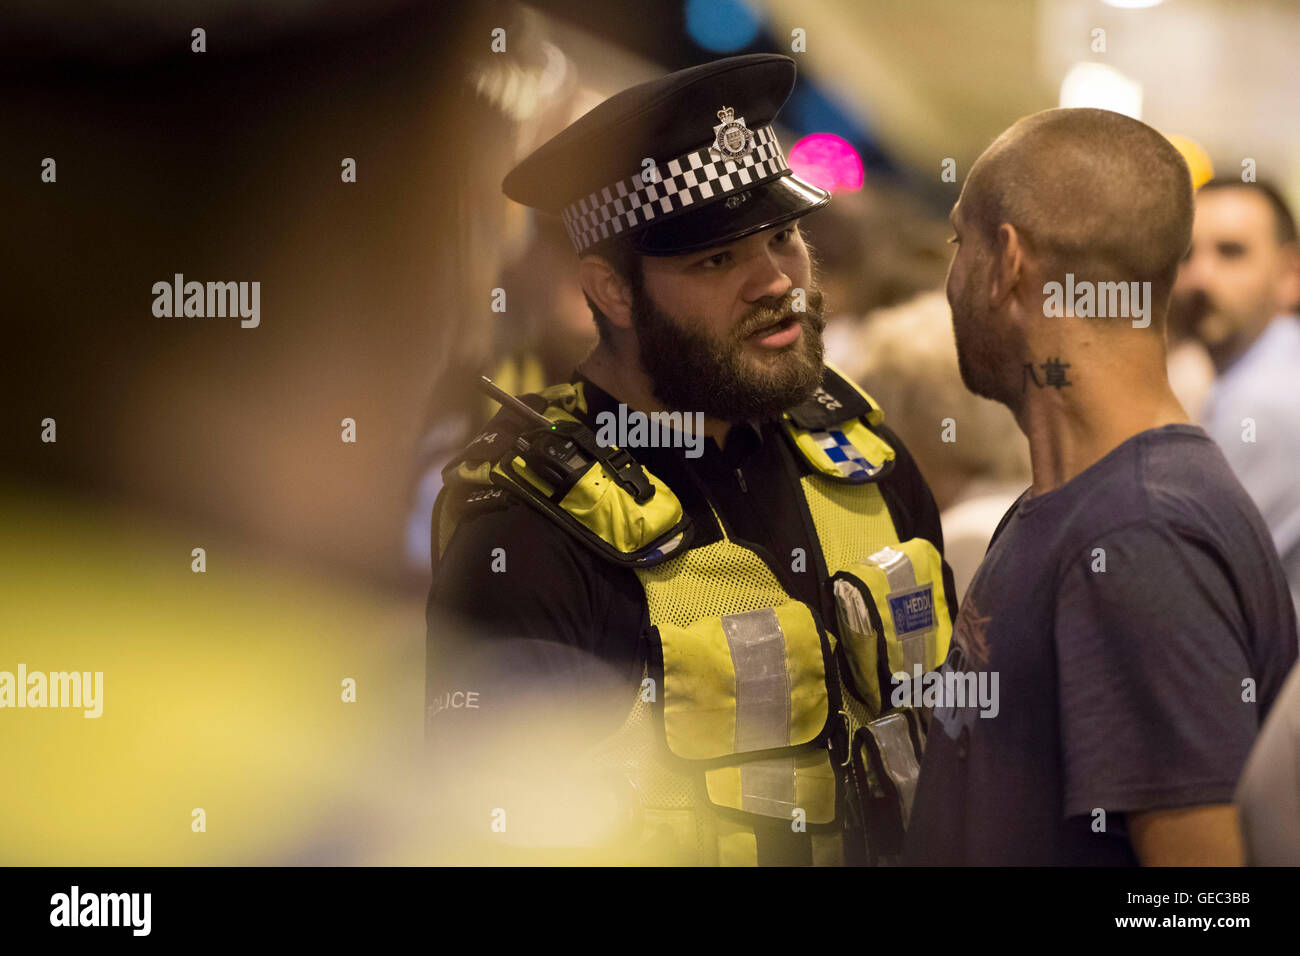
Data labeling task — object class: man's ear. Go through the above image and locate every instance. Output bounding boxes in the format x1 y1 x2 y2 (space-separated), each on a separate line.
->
578 255 636 330
989 222 1025 309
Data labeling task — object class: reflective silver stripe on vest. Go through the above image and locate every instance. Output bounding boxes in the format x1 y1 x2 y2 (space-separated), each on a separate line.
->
866 545 917 592
721 607 790 753
866 546 928 671
717 609 803 818
740 755 798 818
864 712 921 825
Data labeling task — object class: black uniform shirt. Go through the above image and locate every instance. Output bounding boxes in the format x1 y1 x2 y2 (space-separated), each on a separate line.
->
427 370 947 735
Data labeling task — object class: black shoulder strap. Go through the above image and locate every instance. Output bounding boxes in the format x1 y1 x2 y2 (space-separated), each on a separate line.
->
785 365 881 430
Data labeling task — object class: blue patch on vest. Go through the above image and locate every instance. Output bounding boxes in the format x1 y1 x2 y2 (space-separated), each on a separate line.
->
888 584 935 636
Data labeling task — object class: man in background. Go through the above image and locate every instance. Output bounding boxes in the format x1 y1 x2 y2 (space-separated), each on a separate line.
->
1172 178 1300 622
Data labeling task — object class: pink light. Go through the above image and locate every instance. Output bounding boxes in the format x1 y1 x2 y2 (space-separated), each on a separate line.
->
788 133 864 193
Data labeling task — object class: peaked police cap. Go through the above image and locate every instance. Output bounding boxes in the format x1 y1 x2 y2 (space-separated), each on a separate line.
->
502 54 829 257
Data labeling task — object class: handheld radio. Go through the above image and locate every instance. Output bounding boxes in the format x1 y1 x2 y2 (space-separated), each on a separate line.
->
476 376 655 504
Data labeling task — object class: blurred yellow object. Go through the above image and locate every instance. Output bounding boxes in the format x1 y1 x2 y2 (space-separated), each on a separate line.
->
0 479 427 865
1167 134 1214 190
484 351 548 419
0 480 670 866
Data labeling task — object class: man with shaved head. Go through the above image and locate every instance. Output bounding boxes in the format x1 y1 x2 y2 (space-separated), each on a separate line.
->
904 108 1297 866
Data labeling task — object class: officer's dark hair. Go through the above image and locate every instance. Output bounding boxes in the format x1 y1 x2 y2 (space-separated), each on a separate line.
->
582 238 645 342
1198 177 1299 247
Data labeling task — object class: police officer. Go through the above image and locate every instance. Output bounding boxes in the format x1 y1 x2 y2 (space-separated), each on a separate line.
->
428 54 956 866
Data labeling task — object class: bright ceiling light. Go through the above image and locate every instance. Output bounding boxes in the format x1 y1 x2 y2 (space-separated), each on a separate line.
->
1059 62 1143 119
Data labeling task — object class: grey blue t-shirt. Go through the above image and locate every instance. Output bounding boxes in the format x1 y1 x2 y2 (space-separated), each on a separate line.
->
904 424 1297 865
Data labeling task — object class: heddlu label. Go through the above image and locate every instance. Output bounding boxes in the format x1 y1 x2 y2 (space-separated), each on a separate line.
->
888 584 935 637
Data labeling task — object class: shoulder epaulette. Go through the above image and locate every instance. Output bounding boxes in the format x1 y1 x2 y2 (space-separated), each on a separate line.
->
780 363 896 483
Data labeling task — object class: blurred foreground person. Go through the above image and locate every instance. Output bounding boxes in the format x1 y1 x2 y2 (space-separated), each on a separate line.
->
405 220 597 571
428 55 957 865
905 108 1297 866
1172 178 1300 622
1236 660 1300 864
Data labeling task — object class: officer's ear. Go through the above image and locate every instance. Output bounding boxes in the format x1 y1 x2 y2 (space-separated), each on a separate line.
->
579 255 636 331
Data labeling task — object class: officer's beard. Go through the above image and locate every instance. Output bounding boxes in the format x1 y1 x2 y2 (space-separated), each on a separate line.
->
630 285 827 422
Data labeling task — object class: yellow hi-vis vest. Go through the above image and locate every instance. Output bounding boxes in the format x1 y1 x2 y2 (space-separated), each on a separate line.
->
433 367 954 865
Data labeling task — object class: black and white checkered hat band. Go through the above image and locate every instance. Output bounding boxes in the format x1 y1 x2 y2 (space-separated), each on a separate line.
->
560 125 789 254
